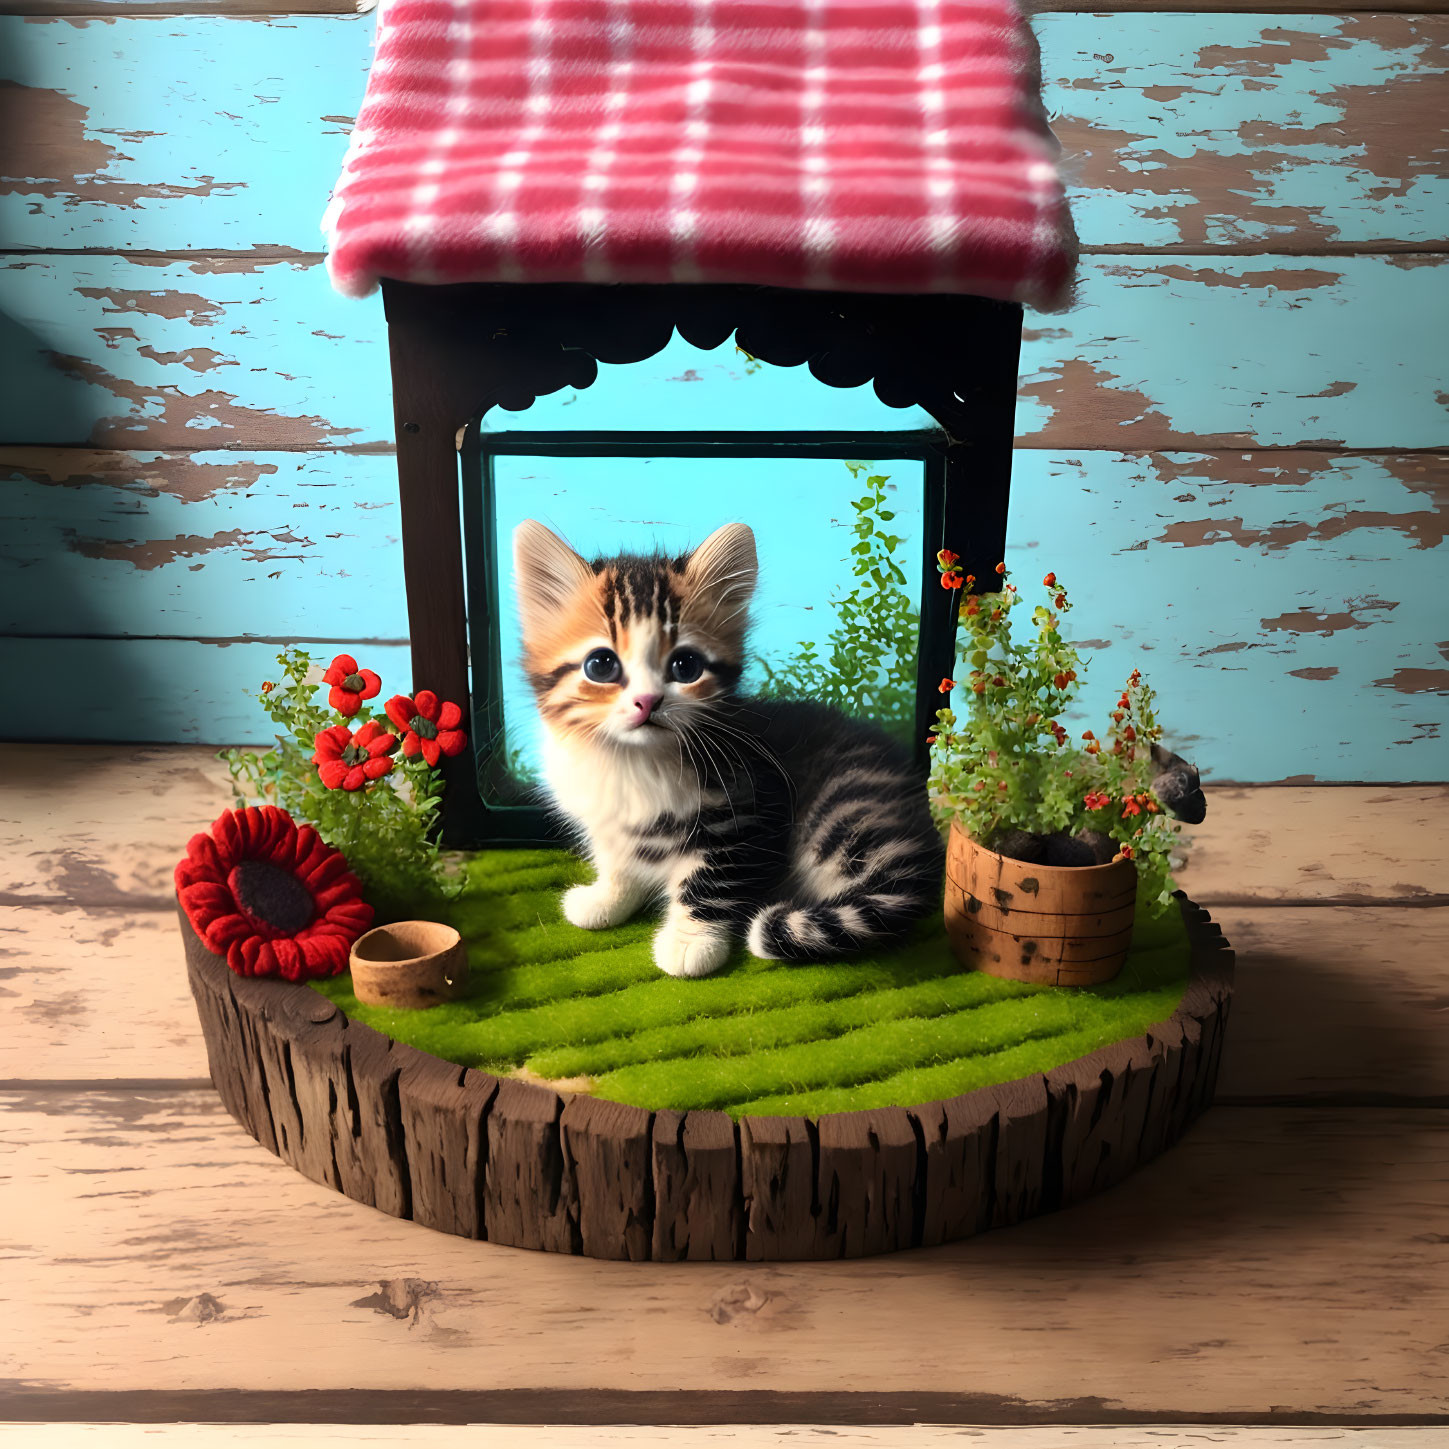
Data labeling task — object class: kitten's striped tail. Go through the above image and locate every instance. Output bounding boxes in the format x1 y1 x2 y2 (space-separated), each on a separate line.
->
745 833 943 963
745 888 936 962
745 731 944 963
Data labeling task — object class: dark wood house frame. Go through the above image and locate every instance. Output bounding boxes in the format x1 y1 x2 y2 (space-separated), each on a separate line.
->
382 279 1022 846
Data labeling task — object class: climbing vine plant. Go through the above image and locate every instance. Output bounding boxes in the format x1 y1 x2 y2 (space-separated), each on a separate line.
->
756 462 919 743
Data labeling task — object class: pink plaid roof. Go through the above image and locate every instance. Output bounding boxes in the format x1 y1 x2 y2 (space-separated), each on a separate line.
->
324 0 1076 306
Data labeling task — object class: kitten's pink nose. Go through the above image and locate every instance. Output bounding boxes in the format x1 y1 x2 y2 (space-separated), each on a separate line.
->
626 692 662 727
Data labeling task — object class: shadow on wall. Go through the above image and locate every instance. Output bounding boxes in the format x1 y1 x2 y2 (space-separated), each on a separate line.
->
0 307 184 741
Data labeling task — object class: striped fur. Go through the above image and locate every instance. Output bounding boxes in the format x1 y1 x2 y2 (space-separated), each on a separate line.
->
514 520 942 978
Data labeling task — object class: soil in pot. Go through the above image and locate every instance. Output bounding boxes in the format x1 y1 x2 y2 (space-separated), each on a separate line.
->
944 820 1137 986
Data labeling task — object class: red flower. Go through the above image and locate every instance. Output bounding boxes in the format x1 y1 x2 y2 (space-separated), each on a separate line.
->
938 678 955 693
941 572 963 590
314 720 399 790
936 549 959 569
1042 572 1056 587
964 599 980 617
1084 791 1112 811
174 805 372 981
1055 593 1067 609
1115 844 1135 862
994 562 1007 575
385 690 468 767
1054 672 1069 690
322 653 381 717
1121 798 1143 818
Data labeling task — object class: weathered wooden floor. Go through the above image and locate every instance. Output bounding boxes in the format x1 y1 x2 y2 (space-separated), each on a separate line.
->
0 748 1445 1439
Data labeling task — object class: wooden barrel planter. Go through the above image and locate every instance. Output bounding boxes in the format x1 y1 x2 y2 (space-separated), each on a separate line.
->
181 895 1232 1261
944 821 1138 987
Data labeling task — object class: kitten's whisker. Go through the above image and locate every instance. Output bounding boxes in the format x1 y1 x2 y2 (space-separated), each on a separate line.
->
679 720 744 836
697 713 797 810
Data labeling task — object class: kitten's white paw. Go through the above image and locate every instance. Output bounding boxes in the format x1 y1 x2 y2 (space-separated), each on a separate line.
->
563 882 638 930
653 920 731 979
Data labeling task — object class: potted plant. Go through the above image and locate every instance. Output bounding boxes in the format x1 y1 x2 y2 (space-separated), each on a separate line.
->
219 647 468 923
927 557 1205 986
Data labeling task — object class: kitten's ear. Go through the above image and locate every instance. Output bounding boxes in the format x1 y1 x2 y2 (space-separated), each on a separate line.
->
682 522 758 635
513 520 595 621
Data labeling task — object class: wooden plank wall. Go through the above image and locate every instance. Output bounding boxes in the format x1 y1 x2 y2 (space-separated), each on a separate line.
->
0 5 1444 780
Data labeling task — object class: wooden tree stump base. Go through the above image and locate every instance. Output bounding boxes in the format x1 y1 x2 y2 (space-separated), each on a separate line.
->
181 896 1233 1261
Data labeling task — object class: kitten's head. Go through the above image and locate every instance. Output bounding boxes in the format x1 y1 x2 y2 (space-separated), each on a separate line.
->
513 519 757 749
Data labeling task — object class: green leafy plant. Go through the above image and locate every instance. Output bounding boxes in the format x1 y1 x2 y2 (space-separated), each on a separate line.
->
757 462 918 741
927 561 1182 912
220 648 464 920
734 344 763 376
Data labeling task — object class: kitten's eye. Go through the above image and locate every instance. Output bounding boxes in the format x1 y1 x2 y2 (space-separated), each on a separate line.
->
669 650 706 685
582 648 622 684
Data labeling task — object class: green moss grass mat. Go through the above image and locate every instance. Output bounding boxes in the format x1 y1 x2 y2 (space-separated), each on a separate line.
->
311 849 1192 1119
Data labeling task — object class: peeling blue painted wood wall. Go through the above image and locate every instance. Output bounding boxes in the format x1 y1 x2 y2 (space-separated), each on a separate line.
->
0 7 1445 780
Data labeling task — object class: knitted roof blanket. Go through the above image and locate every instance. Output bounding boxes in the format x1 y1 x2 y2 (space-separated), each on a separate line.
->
324 0 1077 307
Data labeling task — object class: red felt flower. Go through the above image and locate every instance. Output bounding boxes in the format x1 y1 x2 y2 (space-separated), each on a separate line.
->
385 690 467 767
174 805 372 981
313 720 399 791
322 653 382 717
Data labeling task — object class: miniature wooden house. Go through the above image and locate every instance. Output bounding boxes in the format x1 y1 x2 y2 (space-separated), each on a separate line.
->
325 0 1076 845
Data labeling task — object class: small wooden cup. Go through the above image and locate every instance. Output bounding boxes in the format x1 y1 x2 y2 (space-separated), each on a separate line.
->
944 821 1137 987
349 920 468 1010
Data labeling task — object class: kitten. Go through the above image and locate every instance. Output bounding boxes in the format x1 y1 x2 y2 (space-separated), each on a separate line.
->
513 519 943 979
